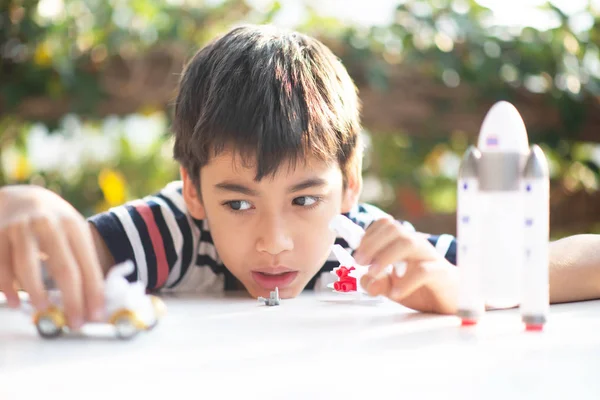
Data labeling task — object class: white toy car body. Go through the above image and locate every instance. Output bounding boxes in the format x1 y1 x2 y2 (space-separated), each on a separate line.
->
32 260 166 339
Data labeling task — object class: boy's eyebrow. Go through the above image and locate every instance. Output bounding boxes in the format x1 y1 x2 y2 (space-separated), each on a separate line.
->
214 178 328 196
214 181 258 196
288 178 328 193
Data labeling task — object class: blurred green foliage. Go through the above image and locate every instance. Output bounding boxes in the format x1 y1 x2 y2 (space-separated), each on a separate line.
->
1 0 599 234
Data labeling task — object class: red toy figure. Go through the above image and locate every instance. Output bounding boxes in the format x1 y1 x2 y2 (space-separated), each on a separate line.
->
333 266 357 292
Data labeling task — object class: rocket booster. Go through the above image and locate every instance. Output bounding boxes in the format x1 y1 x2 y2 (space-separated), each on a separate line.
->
457 146 484 324
521 145 550 330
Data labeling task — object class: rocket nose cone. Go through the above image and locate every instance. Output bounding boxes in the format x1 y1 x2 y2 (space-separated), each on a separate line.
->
477 101 529 153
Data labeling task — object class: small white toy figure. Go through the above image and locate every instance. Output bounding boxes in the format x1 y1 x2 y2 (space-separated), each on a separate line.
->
32 260 166 339
456 101 550 331
258 287 280 306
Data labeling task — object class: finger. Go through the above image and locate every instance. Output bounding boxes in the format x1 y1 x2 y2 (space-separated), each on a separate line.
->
9 219 48 310
360 272 392 297
0 277 19 308
363 217 393 237
0 230 19 308
31 217 84 329
371 231 439 277
367 236 414 275
355 219 394 255
65 218 105 322
353 221 398 266
387 263 429 303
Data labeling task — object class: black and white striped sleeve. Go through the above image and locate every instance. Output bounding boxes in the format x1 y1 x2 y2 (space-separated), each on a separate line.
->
88 181 200 290
425 234 457 265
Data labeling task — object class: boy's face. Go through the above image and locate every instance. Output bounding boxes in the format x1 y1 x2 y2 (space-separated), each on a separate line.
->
181 150 360 299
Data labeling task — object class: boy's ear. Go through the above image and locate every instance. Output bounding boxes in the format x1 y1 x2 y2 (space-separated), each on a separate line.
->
180 166 206 220
341 162 362 214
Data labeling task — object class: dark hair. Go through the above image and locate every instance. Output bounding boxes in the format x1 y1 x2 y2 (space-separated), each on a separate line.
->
172 24 361 189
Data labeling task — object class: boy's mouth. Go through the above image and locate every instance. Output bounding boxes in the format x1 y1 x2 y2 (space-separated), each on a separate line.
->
251 268 299 290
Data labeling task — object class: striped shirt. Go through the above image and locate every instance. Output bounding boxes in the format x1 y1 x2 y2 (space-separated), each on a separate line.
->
88 181 457 293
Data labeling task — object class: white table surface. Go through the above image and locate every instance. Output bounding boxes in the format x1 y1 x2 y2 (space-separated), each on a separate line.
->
1 292 599 400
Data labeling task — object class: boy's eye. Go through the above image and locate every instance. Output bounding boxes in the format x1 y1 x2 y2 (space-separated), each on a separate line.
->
226 200 252 211
292 196 319 207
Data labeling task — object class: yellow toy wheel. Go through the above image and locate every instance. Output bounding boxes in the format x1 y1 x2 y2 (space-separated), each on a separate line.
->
33 307 65 339
110 309 144 340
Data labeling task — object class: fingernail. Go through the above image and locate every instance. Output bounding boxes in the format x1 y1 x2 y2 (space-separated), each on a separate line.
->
361 275 373 290
36 300 50 311
70 317 83 330
353 252 365 264
7 296 19 309
368 263 381 277
91 308 104 322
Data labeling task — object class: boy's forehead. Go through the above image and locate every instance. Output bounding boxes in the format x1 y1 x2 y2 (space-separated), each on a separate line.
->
204 149 339 180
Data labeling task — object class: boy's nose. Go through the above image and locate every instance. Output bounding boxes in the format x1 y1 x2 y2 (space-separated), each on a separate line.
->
255 214 294 255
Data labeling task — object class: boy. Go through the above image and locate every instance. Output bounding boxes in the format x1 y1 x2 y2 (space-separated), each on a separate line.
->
1 25 599 330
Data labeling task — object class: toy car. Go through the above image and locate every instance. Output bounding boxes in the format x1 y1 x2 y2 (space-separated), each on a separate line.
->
32 260 166 340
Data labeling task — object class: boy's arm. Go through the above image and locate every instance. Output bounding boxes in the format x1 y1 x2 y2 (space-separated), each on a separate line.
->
549 234 600 303
89 223 115 277
88 181 200 291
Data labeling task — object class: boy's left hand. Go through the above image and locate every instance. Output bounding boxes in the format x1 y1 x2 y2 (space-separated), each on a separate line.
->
353 218 458 314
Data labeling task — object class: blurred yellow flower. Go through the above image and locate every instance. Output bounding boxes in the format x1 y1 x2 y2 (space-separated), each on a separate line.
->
139 105 159 116
98 169 127 206
34 42 52 67
14 154 32 181
423 144 447 175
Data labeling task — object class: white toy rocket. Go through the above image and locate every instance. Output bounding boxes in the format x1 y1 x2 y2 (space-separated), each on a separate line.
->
328 215 370 294
456 101 550 331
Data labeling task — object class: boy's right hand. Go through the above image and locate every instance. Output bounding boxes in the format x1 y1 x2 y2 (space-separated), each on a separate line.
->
0 185 105 329
353 218 458 315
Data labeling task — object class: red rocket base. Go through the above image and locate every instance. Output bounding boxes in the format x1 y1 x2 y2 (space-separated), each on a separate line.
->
525 324 544 331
